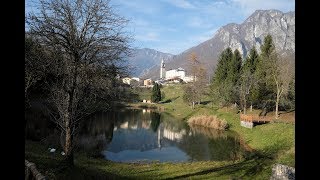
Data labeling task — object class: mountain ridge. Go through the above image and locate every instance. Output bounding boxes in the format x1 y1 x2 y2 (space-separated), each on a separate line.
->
126 48 173 77
142 9 295 80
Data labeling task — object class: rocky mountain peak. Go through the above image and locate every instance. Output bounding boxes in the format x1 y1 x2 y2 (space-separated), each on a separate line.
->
142 9 294 80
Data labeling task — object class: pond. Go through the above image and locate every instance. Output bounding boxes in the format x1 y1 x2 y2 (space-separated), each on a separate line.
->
76 109 247 163
26 108 248 163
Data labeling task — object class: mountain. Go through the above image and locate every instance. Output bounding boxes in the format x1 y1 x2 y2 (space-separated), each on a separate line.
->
142 9 295 80
126 48 173 77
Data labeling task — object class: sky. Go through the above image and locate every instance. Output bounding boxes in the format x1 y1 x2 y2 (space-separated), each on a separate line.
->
26 0 295 55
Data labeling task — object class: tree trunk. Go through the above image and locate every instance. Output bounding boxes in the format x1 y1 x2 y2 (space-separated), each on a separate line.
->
275 93 280 119
192 102 195 109
63 64 77 167
64 125 74 166
63 98 74 166
250 104 252 112
243 99 246 115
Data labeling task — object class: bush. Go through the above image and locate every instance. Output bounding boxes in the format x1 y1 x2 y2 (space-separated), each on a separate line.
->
187 115 229 130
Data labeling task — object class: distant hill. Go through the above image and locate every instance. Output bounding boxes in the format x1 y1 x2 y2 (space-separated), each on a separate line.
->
142 9 295 80
126 48 173 77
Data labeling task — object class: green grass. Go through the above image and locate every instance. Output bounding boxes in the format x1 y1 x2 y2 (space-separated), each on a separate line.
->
141 84 295 167
26 84 294 179
132 87 153 101
26 140 276 179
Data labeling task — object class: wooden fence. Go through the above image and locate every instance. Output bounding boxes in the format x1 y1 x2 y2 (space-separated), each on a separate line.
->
240 114 272 123
25 160 46 180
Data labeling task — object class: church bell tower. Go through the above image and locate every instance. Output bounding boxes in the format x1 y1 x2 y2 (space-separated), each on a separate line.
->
160 59 165 79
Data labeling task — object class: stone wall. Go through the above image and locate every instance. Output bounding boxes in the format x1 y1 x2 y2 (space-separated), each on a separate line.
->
270 164 295 180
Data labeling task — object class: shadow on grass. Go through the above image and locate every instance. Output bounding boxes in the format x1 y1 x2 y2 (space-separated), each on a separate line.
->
200 100 212 105
253 121 271 127
161 96 180 104
53 165 132 180
161 99 172 103
165 145 281 179
278 109 295 115
25 150 131 180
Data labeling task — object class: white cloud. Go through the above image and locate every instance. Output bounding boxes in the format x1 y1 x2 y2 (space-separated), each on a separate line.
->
116 0 294 54
231 0 295 15
162 0 196 9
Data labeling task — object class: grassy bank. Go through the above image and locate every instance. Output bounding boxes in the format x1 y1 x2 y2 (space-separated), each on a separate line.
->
156 85 295 166
26 84 294 179
26 140 276 179
130 84 294 167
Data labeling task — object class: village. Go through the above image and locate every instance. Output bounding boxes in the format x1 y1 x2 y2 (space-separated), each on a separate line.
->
24 0 295 178
121 59 196 88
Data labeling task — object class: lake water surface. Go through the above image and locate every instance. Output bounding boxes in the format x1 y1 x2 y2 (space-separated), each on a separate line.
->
76 109 246 163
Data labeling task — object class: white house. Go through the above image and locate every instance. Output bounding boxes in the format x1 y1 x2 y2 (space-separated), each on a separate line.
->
131 77 140 82
122 77 132 85
165 67 185 80
122 77 140 85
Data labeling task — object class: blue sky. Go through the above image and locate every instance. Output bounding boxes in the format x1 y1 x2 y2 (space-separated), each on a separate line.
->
26 0 295 55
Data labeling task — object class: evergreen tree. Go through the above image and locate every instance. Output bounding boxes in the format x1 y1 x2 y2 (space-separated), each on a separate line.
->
243 47 259 74
151 83 161 103
210 47 233 106
226 49 242 104
227 49 242 85
260 35 275 59
253 34 276 109
213 48 233 84
285 76 295 110
239 47 259 113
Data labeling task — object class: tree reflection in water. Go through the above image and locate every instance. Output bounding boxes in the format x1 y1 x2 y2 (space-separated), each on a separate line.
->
26 108 248 162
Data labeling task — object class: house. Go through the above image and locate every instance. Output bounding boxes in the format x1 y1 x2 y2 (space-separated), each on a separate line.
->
165 67 185 80
131 77 140 82
143 79 152 86
122 77 132 85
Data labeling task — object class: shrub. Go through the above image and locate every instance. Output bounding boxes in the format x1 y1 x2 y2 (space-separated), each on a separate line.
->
187 115 229 130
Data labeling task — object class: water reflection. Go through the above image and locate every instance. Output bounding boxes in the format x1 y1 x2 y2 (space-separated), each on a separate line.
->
180 124 244 161
26 108 247 162
79 109 246 162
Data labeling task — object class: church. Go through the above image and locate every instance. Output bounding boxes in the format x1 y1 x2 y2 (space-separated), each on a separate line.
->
159 59 194 83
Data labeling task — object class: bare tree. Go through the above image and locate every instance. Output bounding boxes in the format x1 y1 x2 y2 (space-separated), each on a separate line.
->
239 70 256 114
194 65 207 104
25 36 51 100
189 52 199 83
267 56 294 119
26 0 131 166
183 52 207 108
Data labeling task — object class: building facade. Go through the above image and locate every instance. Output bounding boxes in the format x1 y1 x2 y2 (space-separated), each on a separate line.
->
143 79 152 86
122 77 132 85
165 67 185 80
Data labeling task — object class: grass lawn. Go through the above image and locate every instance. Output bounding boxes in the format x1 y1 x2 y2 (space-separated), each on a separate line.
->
25 84 294 179
26 140 277 180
